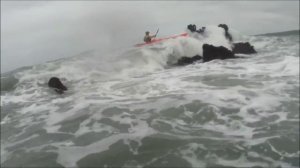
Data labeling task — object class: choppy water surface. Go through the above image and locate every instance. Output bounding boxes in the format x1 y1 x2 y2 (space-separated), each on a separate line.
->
1 28 299 167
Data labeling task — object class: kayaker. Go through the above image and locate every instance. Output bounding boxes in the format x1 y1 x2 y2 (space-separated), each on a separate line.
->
144 31 156 43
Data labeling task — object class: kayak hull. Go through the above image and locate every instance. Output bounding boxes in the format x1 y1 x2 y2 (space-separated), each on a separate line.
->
135 33 188 47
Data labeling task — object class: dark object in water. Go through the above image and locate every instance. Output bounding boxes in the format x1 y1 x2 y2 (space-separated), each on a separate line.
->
196 27 206 33
233 42 257 54
218 24 233 42
187 24 197 32
218 24 229 32
48 77 67 94
176 55 202 66
187 24 206 34
202 44 235 62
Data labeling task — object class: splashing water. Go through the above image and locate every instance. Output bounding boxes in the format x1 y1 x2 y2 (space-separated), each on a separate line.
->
1 27 299 167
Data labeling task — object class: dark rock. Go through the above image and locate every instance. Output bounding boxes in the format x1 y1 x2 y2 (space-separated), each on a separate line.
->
48 77 67 94
187 24 197 32
218 24 229 32
187 24 206 34
202 44 235 62
176 55 202 66
233 42 257 54
218 24 233 42
196 27 206 34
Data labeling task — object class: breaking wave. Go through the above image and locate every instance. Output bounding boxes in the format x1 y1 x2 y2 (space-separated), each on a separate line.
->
1 26 299 167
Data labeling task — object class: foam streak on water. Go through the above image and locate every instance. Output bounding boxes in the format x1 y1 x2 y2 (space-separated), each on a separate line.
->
1 28 299 167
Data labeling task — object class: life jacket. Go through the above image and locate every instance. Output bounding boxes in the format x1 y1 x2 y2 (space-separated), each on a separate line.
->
144 35 151 43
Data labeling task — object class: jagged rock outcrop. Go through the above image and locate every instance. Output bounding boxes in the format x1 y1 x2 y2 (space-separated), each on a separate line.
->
176 55 202 66
187 24 206 34
233 42 257 54
218 24 233 42
187 24 197 32
176 24 257 66
202 44 235 62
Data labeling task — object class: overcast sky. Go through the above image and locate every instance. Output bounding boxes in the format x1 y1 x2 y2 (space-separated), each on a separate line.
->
1 1 299 73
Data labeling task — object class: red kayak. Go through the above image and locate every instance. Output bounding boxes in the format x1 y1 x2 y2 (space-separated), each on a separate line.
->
135 33 188 47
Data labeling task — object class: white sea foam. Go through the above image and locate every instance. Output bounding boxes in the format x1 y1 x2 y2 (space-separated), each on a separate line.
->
56 118 156 167
1 28 299 167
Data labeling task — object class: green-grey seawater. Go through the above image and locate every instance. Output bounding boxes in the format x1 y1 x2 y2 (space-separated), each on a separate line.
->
1 30 299 167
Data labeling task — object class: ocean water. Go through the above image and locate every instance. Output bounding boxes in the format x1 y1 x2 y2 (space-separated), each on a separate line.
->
1 27 299 167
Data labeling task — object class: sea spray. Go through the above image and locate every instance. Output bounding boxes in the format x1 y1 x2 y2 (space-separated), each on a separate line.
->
1 29 299 167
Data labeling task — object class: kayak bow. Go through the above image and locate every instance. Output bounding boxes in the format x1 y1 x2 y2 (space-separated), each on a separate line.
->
135 33 188 47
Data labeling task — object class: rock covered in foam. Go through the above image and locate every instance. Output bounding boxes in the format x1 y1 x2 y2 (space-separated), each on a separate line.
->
187 24 206 34
202 44 235 62
176 55 202 66
218 24 233 42
175 23 257 66
233 42 257 54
